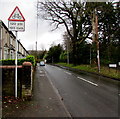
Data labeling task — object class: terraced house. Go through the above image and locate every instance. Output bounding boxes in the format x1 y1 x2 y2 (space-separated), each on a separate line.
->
0 20 29 60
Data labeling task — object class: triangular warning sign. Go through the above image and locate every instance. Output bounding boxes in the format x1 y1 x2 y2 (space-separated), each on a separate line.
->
8 6 25 21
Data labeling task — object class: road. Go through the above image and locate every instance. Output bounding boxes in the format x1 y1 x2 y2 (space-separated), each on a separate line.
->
40 64 119 117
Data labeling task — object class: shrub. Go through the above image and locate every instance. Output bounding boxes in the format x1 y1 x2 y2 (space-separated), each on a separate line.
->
0 59 15 65
100 59 112 66
0 55 35 66
26 55 36 66
59 52 67 62
18 58 26 65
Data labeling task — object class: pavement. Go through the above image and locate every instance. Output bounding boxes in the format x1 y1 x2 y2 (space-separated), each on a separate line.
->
2 66 71 118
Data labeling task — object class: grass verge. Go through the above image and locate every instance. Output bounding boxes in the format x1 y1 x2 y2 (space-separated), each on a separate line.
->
57 63 120 79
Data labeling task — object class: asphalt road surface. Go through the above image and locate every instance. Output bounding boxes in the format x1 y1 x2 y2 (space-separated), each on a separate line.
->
40 64 120 117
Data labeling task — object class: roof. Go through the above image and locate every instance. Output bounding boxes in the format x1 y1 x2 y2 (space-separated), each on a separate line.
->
0 20 16 39
0 20 29 55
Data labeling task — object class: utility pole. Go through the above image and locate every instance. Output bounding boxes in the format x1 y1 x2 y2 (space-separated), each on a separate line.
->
95 10 100 73
92 8 100 72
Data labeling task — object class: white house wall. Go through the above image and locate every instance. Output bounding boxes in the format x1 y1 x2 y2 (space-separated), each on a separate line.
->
0 20 29 60
0 23 2 60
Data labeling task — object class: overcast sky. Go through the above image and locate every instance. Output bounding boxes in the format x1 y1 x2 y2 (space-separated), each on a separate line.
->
0 0 118 51
0 0 65 51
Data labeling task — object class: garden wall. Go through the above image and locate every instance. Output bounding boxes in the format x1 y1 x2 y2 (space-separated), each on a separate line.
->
1 62 33 98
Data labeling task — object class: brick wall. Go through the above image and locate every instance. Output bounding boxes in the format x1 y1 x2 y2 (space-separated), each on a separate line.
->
1 62 33 98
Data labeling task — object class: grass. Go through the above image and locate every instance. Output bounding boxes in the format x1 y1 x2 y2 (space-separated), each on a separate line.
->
57 63 120 79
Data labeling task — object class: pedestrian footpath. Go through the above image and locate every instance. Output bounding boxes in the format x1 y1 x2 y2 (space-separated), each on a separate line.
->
3 66 70 117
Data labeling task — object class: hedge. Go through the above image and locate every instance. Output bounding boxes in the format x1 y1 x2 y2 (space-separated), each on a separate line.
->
0 55 35 66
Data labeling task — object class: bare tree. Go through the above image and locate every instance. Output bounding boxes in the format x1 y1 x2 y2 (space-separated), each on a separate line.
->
37 0 92 64
63 29 72 51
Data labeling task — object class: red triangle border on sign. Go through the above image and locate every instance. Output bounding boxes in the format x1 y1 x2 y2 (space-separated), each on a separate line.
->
8 6 25 21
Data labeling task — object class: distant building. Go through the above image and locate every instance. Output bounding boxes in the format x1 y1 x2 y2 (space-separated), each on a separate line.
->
0 20 29 60
28 50 43 56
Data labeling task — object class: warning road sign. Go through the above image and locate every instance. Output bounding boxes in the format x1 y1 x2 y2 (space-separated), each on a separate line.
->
8 6 25 21
8 21 25 31
8 6 25 98
8 6 25 31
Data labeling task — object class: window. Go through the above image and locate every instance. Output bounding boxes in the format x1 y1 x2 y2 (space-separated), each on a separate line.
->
4 48 8 59
10 37 13 45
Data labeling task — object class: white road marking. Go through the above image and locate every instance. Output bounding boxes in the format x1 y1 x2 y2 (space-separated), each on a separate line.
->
64 71 72 75
77 76 98 87
57 68 62 71
40 74 45 77
40 71 43 73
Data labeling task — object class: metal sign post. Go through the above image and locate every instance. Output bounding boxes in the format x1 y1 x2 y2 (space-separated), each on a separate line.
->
15 31 18 98
8 6 25 98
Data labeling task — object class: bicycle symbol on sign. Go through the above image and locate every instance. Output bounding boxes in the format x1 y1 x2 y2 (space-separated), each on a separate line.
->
12 13 22 20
